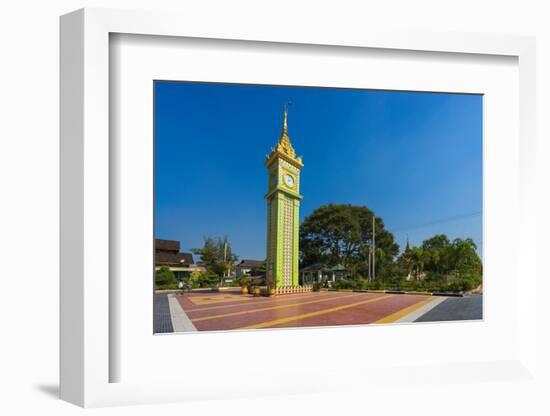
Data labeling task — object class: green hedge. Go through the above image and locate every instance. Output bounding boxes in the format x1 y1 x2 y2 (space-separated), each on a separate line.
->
331 274 481 293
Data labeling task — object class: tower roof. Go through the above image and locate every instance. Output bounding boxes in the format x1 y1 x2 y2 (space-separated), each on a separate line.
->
266 103 303 168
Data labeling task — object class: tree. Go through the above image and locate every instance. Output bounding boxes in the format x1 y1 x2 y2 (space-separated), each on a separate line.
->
449 238 482 279
408 246 430 280
300 204 399 278
422 234 450 251
255 262 266 275
155 266 177 288
396 244 414 279
192 236 239 278
399 234 482 288
189 270 203 288
421 234 452 276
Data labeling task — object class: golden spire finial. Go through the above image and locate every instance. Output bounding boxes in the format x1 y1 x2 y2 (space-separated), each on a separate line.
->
283 101 291 133
266 101 303 167
276 102 295 158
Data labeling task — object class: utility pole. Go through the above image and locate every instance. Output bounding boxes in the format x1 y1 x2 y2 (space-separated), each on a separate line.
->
367 248 371 282
223 241 228 282
372 216 376 282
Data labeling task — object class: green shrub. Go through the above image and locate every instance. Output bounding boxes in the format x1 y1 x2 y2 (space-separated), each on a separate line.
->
399 279 422 291
355 277 370 290
198 273 220 288
360 279 384 290
434 274 481 293
155 266 177 289
189 270 203 288
424 272 446 284
462 274 482 289
238 275 251 288
326 275 484 293
451 278 475 292
332 279 358 290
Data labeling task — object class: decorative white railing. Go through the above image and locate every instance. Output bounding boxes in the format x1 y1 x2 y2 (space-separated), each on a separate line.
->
275 285 313 295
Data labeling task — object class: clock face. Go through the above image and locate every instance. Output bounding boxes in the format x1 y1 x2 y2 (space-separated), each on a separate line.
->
283 174 295 188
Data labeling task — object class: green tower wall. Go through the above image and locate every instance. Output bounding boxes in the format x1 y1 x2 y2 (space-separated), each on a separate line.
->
266 178 301 288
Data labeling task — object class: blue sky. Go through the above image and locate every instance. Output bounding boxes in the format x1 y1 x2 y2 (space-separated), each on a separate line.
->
155 81 482 260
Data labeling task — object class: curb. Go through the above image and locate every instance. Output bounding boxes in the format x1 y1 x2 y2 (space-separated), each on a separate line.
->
405 291 433 296
326 289 466 297
431 291 464 297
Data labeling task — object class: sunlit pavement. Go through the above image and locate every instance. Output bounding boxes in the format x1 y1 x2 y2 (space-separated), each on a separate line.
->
154 290 462 333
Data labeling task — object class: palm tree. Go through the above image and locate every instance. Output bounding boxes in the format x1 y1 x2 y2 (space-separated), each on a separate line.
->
409 247 428 280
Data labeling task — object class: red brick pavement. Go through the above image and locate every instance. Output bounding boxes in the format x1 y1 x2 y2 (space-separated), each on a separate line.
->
176 291 431 331
179 291 339 317
268 294 428 329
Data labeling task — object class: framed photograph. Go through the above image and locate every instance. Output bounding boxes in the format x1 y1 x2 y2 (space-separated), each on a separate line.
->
60 8 537 407
152 81 484 334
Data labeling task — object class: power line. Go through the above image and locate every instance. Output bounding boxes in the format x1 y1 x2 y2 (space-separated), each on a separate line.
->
392 211 482 233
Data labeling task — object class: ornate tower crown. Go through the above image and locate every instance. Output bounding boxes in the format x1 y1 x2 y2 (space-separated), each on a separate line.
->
266 103 303 168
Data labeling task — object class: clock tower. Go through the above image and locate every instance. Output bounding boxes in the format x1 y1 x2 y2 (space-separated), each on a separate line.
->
265 104 303 288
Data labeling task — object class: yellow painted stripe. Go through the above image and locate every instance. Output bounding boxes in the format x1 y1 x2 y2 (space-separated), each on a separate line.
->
192 293 365 322
238 295 395 330
373 297 433 324
188 295 250 305
184 291 333 313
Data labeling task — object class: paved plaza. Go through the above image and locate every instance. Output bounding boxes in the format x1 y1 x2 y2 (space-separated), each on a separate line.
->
154 290 481 333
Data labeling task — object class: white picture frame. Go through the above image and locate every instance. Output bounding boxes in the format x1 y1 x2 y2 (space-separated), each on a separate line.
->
60 8 537 408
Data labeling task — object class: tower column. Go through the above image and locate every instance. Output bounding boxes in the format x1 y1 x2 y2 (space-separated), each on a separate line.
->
265 105 304 289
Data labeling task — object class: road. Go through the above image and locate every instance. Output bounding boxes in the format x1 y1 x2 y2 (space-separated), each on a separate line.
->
414 294 483 322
